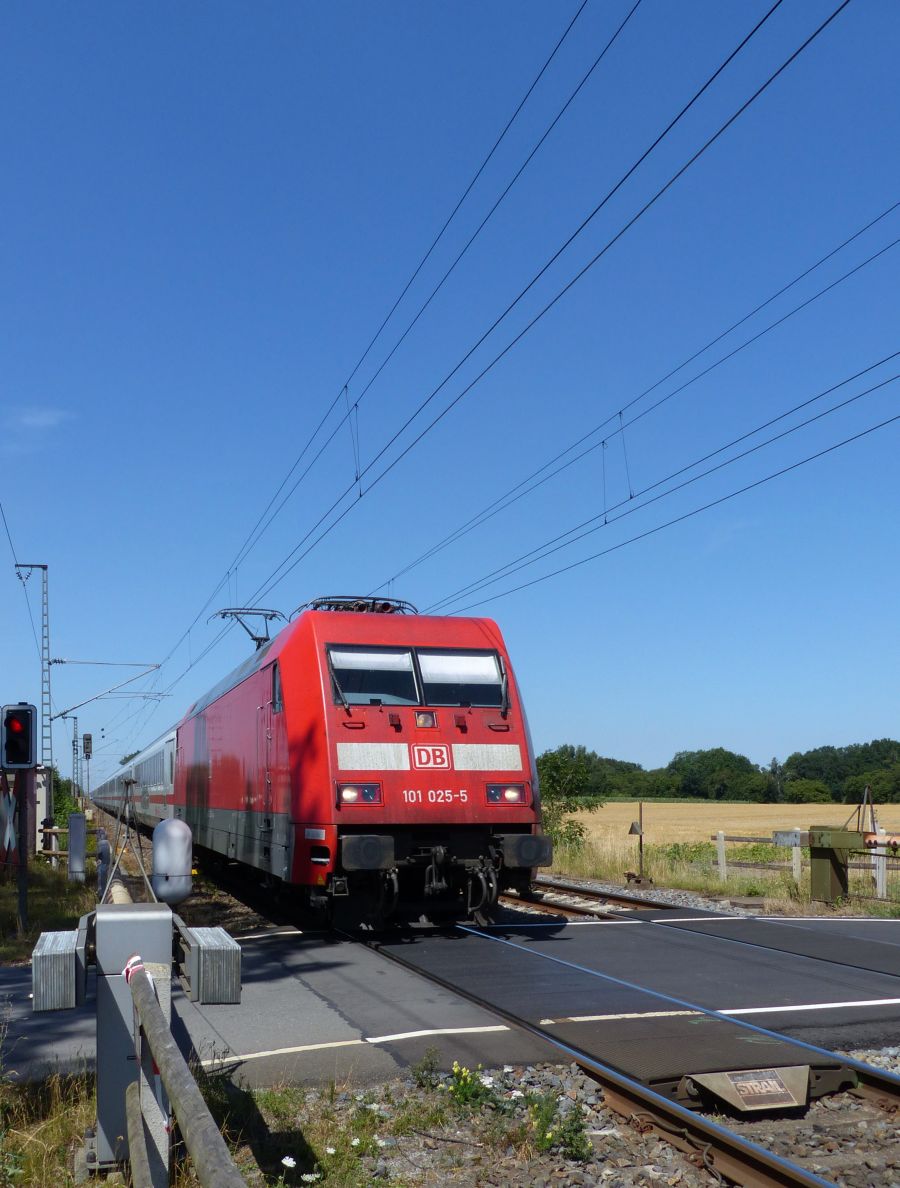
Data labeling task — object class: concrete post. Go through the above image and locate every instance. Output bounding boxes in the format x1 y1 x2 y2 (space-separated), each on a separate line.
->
716 831 727 882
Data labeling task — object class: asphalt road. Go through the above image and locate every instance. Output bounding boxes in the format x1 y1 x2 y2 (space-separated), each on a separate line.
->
4 911 900 1089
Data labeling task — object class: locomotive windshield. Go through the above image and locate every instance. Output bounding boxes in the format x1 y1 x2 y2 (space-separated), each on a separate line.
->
327 645 504 708
328 647 418 705
418 649 503 707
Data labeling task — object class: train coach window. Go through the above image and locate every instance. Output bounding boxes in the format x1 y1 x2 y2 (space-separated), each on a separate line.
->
272 663 284 713
417 649 503 708
328 646 418 706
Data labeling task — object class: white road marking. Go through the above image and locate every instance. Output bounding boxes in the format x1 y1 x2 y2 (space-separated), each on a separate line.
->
201 1038 364 1067
757 917 900 923
532 998 900 1026
657 916 756 923
366 1024 509 1044
659 916 900 925
563 1010 699 1023
721 997 900 1016
200 1024 512 1067
485 920 636 928
235 927 304 941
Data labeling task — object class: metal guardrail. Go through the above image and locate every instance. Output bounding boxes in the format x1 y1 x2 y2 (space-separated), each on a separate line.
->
125 957 246 1188
712 830 804 886
710 827 900 904
33 820 246 1186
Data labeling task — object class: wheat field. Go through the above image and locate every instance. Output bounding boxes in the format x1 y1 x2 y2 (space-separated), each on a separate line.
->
572 800 900 845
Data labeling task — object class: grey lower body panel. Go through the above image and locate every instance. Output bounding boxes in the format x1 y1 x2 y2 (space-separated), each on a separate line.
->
173 804 293 882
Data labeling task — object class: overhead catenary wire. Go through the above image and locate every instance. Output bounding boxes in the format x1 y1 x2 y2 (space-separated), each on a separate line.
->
449 411 900 615
115 0 810 718
1 498 43 665
349 0 794 487
426 354 900 611
236 0 849 612
155 1 594 671
376 214 900 591
219 0 642 586
331 1 644 417
105 0 852 754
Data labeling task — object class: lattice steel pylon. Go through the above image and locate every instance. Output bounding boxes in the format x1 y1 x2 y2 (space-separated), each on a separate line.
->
16 563 52 815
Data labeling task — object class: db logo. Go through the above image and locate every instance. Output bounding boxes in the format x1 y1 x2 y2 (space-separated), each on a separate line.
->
411 744 450 769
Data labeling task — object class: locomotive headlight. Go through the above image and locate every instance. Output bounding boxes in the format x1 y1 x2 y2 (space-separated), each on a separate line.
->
486 784 526 805
337 782 382 805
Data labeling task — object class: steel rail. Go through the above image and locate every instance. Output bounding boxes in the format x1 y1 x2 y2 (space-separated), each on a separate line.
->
535 874 680 911
362 934 846 1188
498 892 607 920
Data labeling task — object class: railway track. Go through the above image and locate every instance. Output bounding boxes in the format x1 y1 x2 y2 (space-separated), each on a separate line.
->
534 873 681 910
498 875 682 919
170 850 900 1184
363 927 900 1187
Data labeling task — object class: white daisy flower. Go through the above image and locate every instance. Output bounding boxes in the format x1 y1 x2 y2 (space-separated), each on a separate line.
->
300 1175 321 1184
351 1137 360 1147
282 1155 297 1168
325 1146 336 1155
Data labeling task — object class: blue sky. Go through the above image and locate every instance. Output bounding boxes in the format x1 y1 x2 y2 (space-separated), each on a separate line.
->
2 0 898 786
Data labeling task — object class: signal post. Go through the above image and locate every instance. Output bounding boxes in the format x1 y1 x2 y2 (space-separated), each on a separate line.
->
2 703 38 934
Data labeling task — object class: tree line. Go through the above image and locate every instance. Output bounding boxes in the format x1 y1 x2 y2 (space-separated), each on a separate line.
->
537 739 900 804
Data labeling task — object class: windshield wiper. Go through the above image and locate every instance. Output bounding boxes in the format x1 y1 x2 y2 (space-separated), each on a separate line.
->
326 651 352 716
499 657 510 719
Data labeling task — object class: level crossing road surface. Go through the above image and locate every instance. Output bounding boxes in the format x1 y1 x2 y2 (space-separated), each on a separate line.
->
0 926 557 1087
3 913 900 1088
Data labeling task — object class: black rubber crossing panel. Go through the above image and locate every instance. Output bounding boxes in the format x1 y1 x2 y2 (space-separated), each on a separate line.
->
646 917 900 979
378 930 846 1088
547 1015 830 1084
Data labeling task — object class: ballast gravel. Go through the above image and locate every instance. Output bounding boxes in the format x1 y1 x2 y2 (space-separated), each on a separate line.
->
532 875 764 916
253 1060 716 1187
252 1054 900 1186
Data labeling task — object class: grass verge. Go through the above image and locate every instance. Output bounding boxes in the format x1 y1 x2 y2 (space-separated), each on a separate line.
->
0 1069 95 1187
0 863 97 964
550 835 900 915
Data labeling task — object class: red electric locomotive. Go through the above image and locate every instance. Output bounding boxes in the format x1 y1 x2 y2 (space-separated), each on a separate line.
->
93 597 552 921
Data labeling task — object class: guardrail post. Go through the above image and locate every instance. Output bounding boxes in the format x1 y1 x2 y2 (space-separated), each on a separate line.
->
125 955 172 1188
127 962 247 1187
872 844 887 899
716 831 727 881
88 902 173 1175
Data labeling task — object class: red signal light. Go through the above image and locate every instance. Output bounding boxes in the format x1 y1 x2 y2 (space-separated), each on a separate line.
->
2 704 36 769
